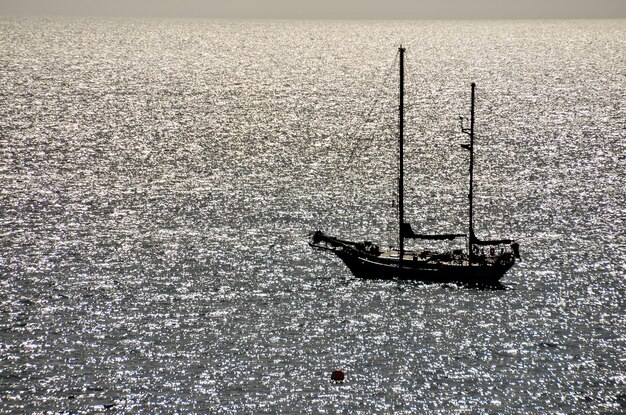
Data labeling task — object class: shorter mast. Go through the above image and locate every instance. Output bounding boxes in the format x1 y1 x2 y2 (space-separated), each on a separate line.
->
468 83 476 264
461 83 476 265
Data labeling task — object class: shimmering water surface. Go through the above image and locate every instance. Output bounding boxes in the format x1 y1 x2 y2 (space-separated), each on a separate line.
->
1 17 624 414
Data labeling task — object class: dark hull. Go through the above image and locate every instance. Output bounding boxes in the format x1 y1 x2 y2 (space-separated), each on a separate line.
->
335 251 512 286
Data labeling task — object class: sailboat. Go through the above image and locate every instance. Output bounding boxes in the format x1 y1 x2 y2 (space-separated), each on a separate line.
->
309 47 520 285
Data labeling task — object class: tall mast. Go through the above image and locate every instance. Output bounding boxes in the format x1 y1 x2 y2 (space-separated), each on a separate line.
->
398 46 405 268
468 82 475 265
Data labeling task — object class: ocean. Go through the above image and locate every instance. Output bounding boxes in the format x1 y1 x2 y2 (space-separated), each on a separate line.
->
0 17 624 414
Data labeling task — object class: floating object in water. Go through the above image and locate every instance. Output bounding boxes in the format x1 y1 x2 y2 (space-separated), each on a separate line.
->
331 370 345 382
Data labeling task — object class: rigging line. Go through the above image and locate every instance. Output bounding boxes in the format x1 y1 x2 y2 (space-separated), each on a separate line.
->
346 114 398 175
342 109 396 179
312 48 400 228
338 52 399 161
341 50 399 159
399 48 416 129
343 98 397 167
404 49 428 130
403 35 422 53
341 52 398 141
474 83 498 142
340 49 400 173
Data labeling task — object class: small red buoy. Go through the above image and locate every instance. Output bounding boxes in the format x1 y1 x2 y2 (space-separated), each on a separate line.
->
331 370 345 382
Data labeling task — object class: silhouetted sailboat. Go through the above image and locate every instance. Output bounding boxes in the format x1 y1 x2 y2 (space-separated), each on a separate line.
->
310 47 520 285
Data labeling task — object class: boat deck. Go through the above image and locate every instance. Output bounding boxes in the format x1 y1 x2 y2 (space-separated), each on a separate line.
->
378 249 504 267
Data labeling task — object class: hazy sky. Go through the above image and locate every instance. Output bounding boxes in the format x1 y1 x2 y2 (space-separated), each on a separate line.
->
1 0 625 19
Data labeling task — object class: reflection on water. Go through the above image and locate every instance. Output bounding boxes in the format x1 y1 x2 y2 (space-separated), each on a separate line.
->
0 17 624 414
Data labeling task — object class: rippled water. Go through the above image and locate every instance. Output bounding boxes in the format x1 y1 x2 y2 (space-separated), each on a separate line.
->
0 17 624 414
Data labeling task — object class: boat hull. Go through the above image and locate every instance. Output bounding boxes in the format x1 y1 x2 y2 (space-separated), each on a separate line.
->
335 250 511 286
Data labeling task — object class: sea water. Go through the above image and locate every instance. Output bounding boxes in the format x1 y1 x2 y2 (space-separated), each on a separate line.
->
0 17 624 414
